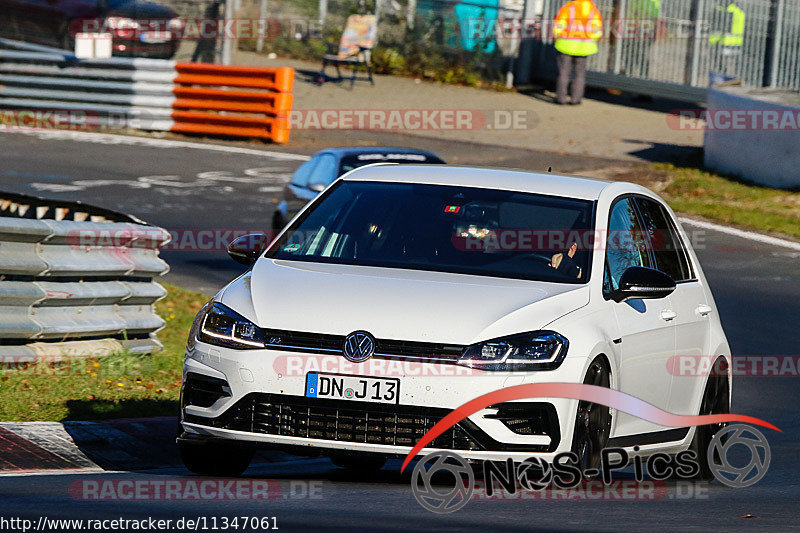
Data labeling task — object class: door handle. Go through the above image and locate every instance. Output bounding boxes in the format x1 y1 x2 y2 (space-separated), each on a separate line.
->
696 304 713 317
660 309 678 322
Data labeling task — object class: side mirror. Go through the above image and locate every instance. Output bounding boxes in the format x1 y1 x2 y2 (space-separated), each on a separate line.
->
612 266 676 303
308 182 326 193
227 233 267 266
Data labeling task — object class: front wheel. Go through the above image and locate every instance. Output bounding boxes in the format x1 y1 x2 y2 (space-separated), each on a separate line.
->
571 358 612 476
688 365 730 480
59 22 75 52
179 440 254 477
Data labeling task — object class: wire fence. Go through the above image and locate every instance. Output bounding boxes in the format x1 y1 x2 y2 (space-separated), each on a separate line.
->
773 0 800 90
1 0 800 94
534 0 776 91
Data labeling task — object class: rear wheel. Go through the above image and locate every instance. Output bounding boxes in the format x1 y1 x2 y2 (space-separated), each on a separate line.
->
571 358 612 476
179 441 254 477
59 22 75 52
689 362 730 480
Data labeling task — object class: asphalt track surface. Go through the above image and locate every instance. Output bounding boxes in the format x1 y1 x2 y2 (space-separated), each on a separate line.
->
0 129 799 531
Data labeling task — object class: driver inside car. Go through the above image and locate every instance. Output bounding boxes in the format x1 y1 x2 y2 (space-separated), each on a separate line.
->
550 241 582 278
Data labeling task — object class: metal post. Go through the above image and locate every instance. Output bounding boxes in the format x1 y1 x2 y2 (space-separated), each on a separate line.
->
537 0 553 72
515 0 539 85
688 0 706 87
318 0 328 26
256 0 268 53
612 0 626 74
407 0 417 30
768 0 785 88
220 0 234 65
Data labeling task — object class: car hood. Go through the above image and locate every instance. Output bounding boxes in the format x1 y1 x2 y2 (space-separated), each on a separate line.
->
108 0 177 19
220 259 590 345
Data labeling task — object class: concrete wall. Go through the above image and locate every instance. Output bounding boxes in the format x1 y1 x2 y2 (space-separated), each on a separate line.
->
704 87 800 189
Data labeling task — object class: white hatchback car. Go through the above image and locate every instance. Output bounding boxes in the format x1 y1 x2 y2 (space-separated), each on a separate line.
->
179 165 731 478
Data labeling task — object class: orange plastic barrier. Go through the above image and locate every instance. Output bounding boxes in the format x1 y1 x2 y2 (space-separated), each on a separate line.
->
170 111 290 144
170 64 294 144
174 64 294 92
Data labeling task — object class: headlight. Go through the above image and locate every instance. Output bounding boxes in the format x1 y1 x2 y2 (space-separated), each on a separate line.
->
105 16 140 30
457 331 568 371
196 303 265 350
167 17 184 31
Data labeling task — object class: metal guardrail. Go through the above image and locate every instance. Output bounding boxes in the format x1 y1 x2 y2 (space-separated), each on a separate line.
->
0 38 294 143
0 191 171 360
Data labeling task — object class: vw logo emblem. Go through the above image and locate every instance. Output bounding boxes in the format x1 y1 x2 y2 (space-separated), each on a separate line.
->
342 331 375 363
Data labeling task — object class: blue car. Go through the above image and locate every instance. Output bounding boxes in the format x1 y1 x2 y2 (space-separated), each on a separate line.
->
272 147 446 232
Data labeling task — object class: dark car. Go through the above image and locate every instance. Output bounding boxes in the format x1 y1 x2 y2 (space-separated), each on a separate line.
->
1 0 182 59
272 148 446 232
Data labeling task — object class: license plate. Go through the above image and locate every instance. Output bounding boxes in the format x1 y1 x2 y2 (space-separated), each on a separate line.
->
140 31 169 43
305 373 399 404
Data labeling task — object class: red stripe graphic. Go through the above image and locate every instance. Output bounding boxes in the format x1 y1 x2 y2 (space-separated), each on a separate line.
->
400 383 780 472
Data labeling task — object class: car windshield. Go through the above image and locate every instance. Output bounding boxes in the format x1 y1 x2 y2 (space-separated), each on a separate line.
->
266 181 594 283
338 153 444 175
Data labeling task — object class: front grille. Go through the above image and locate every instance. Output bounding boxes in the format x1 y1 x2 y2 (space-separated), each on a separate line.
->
186 394 483 450
262 329 464 362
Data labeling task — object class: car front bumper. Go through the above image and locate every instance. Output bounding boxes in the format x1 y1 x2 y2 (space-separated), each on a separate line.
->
180 340 586 462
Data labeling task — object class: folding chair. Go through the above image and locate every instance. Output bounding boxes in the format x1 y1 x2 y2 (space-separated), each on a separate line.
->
318 14 377 88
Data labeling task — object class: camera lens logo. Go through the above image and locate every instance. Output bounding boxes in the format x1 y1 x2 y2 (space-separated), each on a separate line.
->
708 424 771 488
516 457 553 491
411 451 474 514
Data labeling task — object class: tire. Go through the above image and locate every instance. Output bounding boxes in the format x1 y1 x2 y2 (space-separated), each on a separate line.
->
179 441 254 477
571 357 612 476
329 454 386 471
59 22 75 52
688 362 730 480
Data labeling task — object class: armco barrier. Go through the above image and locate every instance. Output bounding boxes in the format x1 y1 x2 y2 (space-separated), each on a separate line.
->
0 191 171 360
0 38 294 143
704 86 800 189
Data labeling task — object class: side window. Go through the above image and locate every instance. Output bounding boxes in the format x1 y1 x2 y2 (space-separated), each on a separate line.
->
635 197 694 281
290 157 318 187
605 197 652 293
308 154 339 189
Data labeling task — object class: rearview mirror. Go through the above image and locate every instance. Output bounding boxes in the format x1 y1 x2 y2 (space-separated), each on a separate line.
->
612 266 676 303
227 233 267 266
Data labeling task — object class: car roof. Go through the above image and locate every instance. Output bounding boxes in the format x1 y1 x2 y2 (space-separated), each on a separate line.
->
341 164 614 201
316 147 442 158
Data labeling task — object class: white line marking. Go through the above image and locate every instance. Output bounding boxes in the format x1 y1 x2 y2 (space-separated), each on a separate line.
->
0 127 310 161
679 217 800 252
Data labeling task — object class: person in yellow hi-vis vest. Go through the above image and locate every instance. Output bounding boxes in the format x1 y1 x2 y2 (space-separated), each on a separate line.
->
709 2 745 75
553 0 603 105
